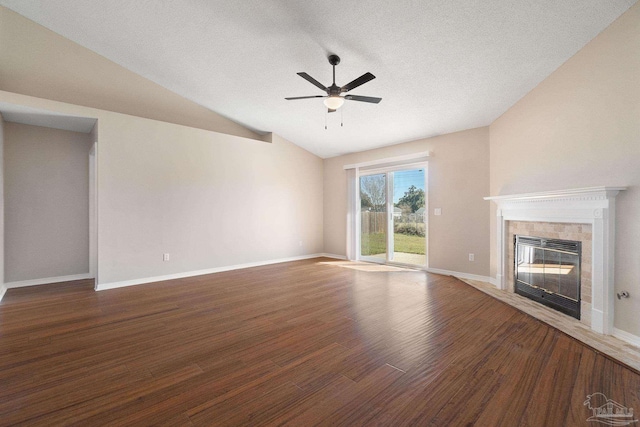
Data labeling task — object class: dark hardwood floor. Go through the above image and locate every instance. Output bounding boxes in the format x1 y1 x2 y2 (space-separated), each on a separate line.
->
1 258 638 426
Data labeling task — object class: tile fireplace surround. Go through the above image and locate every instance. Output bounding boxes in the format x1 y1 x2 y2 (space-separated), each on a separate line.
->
485 187 626 336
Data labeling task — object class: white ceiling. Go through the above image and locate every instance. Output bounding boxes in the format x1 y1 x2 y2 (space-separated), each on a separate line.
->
0 1 636 158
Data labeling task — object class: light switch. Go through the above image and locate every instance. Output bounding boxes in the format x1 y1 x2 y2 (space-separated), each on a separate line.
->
434 208 442 216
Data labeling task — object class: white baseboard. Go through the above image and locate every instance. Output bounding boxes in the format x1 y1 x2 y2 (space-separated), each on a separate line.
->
613 328 640 348
425 267 493 284
0 273 93 303
492 274 504 289
96 253 332 291
4 273 93 289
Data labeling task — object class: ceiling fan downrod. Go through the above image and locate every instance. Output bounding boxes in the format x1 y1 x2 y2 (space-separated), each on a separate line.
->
328 54 340 86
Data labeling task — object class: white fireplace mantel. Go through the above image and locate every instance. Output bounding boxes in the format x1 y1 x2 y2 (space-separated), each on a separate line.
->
484 186 626 335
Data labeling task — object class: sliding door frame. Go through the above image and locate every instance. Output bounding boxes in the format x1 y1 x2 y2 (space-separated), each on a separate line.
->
356 161 429 268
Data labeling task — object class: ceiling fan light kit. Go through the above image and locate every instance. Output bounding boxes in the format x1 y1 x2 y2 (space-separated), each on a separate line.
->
323 96 345 110
286 54 381 117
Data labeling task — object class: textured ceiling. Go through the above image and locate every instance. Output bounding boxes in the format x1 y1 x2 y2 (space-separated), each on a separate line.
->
0 0 636 158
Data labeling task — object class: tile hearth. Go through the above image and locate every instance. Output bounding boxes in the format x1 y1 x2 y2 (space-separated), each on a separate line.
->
458 277 640 372
482 187 640 371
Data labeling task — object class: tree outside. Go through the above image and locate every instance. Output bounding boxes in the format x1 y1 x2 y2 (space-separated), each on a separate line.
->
360 174 385 212
394 185 425 238
395 185 425 213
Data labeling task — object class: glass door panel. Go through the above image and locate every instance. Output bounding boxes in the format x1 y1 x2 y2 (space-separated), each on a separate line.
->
530 247 546 289
391 169 426 266
561 252 580 301
360 173 387 262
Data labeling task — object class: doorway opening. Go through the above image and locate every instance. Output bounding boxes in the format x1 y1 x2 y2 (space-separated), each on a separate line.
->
0 104 98 300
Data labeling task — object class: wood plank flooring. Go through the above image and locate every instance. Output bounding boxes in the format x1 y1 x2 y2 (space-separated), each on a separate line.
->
1 258 639 426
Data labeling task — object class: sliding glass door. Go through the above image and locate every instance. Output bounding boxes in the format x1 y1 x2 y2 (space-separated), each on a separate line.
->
392 169 426 266
359 166 427 267
359 173 387 262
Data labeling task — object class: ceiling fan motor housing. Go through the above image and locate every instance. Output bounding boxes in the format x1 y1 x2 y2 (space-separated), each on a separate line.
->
328 85 341 96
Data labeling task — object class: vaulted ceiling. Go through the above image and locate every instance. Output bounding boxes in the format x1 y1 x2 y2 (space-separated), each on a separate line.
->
0 1 636 157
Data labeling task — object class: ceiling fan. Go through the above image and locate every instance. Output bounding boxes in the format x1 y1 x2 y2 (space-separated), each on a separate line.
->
285 55 381 112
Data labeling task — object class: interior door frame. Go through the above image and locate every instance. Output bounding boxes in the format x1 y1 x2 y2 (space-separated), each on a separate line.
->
356 161 428 267
89 141 98 284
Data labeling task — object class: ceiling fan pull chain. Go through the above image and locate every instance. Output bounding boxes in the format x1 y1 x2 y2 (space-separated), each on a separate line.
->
341 106 344 127
325 109 328 130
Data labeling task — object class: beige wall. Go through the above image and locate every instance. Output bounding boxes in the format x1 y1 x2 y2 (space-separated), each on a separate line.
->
324 127 490 277
4 123 92 282
0 6 261 142
0 90 324 286
0 113 4 285
489 3 640 335
97 117 324 284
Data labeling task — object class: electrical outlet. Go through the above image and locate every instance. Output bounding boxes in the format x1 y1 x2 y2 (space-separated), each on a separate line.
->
469 253 475 262
163 253 170 261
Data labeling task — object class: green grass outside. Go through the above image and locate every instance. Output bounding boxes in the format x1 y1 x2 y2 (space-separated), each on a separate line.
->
361 233 426 256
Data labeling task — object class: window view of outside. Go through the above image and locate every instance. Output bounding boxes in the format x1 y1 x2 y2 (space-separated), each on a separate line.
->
360 169 426 266
392 169 426 266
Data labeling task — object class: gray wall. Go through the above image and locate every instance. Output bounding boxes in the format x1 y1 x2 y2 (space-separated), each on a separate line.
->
4 122 92 282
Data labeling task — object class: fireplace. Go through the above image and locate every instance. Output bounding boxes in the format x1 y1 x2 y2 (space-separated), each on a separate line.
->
514 235 581 319
485 187 626 335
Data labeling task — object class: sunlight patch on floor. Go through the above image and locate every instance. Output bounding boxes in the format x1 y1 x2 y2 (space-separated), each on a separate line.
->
317 260 415 272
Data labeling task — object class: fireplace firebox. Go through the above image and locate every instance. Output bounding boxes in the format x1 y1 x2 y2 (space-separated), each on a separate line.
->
514 236 581 319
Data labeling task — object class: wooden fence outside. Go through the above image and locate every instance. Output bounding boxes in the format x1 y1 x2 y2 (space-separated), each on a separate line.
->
361 211 387 234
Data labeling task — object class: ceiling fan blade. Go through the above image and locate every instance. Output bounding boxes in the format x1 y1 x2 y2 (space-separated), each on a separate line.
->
297 72 328 92
285 95 325 100
341 72 375 92
344 95 382 104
